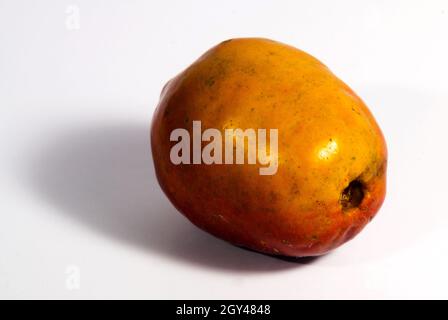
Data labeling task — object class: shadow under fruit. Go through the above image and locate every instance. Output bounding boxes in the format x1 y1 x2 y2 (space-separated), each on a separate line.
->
151 38 387 257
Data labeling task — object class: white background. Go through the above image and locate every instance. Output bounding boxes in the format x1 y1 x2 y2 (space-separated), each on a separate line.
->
1 0 448 299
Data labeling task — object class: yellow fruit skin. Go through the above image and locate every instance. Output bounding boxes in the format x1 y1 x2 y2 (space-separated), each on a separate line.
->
151 38 387 257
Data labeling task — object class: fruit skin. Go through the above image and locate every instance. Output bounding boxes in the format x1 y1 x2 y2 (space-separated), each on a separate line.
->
151 38 387 257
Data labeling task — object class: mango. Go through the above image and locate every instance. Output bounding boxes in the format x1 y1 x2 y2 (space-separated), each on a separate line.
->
151 38 387 257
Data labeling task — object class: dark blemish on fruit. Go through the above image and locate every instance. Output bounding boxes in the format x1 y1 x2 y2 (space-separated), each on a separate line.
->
351 107 361 115
205 76 216 87
351 156 356 160
376 159 387 177
242 66 256 75
315 200 323 206
270 191 278 202
340 179 365 210
290 182 299 195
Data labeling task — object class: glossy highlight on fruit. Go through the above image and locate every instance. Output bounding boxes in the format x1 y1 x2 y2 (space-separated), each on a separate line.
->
151 38 387 257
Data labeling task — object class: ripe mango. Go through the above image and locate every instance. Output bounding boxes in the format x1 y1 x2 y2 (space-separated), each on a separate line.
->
151 38 387 257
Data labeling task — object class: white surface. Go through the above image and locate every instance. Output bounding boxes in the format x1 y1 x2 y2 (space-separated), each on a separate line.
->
1 0 448 299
